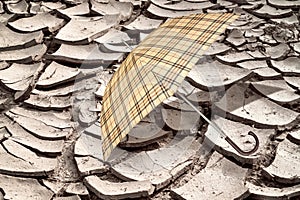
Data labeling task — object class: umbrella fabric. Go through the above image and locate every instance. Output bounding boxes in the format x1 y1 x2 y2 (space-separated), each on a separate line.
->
100 13 239 160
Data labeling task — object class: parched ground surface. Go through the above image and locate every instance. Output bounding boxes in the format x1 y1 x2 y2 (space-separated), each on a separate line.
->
1 0 300 199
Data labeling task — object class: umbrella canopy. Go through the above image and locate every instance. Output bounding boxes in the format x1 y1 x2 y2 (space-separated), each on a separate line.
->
100 13 249 160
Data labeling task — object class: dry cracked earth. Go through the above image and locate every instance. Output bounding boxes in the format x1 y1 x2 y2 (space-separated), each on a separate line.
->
1 0 300 199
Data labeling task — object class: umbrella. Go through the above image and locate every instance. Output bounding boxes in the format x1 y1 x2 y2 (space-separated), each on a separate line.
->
100 13 259 160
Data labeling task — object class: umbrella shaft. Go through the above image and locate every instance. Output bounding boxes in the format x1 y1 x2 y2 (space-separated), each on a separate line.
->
176 92 227 138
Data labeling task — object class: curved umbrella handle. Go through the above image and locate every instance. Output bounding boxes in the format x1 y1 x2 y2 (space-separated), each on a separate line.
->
176 92 260 156
225 131 259 156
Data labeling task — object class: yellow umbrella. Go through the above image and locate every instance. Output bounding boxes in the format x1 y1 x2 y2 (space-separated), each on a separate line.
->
100 13 259 160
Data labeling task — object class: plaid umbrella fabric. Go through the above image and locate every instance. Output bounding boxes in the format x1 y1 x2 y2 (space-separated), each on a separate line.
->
100 13 239 160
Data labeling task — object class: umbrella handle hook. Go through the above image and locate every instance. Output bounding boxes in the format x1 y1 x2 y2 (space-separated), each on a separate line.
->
224 131 259 156
176 92 259 156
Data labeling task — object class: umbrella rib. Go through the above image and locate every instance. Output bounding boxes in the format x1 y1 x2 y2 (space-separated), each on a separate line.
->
122 39 133 50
